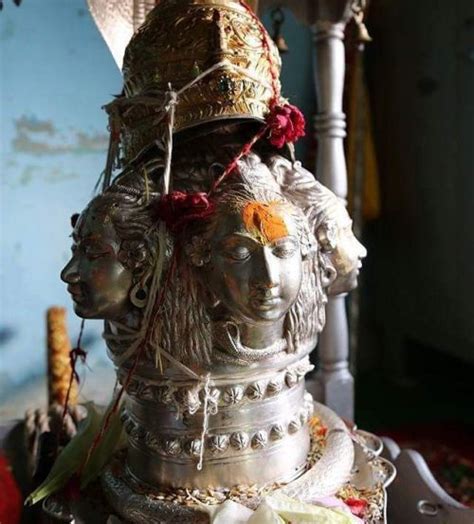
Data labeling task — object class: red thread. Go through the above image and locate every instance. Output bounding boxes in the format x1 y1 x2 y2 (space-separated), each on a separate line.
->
61 319 86 425
208 2 305 193
70 347 87 384
81 250 179 474
211 125 268 192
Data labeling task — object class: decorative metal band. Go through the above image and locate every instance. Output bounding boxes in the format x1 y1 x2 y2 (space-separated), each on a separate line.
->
121 359 314 417
121 400 314 460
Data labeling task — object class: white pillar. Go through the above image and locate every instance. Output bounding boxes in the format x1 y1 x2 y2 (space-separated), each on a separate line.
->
311 4 354 421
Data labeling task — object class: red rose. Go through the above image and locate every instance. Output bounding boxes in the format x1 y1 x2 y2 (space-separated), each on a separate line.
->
156 191 215 233
267 103 306 148
345 497 368 517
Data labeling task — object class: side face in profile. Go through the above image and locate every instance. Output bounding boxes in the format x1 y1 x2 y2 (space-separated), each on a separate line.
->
209 200 303 324
265 155 367 297
317 205 367 296
61 190 154 320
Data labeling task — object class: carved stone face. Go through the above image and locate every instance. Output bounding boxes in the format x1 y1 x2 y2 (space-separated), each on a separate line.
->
60 201 135 320
318 206 367 295
206 202 303 323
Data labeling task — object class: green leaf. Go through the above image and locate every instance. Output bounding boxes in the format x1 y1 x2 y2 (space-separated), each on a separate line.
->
79 399 125 489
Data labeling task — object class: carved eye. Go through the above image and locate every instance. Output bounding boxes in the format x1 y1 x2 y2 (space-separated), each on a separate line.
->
84 246 110 260
272 239 298 259
226 246 251 262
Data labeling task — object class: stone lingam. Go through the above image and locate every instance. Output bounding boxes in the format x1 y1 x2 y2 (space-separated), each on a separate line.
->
32 1 394 522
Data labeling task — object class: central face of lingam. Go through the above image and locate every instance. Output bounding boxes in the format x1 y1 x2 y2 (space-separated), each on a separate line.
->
207 202 302 324
182 171 318 365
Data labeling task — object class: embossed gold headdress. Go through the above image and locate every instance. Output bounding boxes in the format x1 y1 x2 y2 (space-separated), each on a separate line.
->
106 0 282 162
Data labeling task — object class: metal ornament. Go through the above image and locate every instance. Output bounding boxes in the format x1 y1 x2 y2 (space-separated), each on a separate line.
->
61 149 367 501
129 282 148 308
58 1 374 521
111 0 282 161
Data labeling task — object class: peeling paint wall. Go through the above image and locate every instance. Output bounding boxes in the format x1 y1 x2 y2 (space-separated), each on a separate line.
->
0 1 123 406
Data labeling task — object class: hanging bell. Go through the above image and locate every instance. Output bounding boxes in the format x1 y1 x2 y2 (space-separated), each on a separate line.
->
357 20 372 43
271 7 289 54
352 7 372 43
274 33 289 53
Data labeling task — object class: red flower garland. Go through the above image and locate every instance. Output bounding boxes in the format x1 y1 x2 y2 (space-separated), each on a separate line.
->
267 103 306 149
156 191 215 234
155 104 306 231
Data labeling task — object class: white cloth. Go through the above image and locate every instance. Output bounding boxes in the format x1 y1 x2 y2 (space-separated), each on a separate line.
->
200 493 363 524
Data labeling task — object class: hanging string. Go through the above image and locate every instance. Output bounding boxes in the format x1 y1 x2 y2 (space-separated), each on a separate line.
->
102 108 122 192
162 88 177 195
210 126 268 193
61 319 86 426
143 166 150 203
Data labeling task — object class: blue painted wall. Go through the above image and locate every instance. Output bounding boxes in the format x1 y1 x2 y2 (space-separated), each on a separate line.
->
0 1 314 409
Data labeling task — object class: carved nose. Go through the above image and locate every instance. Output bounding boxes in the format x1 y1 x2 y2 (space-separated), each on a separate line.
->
251 249 280 291
60 259 80 284
357 240 367 259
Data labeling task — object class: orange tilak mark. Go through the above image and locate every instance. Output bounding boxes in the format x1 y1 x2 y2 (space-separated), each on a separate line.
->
242 202 288 244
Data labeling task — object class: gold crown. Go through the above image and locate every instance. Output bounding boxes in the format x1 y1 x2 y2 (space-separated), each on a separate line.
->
116 0 281 161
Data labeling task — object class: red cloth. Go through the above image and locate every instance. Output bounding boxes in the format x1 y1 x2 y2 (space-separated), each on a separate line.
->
156 191 215 233
0 453 22 524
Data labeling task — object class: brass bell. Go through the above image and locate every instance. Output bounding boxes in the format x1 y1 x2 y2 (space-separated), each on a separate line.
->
357 21 372 43
271 7 289 54
274 34 289 53
353 8 372 43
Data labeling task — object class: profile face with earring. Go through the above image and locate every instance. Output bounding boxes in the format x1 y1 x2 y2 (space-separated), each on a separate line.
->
316 205 367 296
267 156 367 297
61 186 156 321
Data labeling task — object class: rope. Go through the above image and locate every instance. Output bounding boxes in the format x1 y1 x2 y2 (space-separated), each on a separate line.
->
162 88 176 195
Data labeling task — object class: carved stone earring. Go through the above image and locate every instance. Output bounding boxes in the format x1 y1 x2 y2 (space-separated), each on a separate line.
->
130 281 149 308
321 264 337 288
